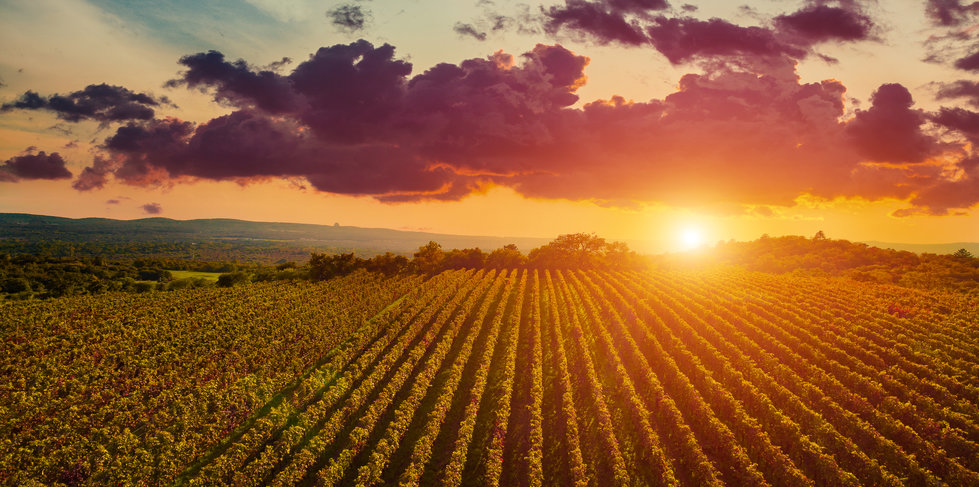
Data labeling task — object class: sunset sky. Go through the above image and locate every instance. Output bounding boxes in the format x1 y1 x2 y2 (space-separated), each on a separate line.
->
2 0 979 252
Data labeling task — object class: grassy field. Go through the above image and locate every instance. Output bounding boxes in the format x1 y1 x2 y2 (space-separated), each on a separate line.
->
3 269 979 486
168 270 225 281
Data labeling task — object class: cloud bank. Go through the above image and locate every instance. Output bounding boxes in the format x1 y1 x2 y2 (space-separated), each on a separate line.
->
2 27 978 216
539 0 877 66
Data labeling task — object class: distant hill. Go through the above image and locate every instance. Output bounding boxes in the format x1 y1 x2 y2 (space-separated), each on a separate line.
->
0 213 550 255
862 241 979 256
3 213 975 260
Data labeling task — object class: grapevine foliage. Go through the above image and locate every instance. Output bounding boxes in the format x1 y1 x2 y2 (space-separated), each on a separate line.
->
3 269 979 486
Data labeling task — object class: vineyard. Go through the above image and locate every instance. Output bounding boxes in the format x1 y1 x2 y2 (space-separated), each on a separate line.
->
3 269 979 486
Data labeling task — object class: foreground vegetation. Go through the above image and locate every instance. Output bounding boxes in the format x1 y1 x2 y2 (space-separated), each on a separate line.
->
3 268 979 486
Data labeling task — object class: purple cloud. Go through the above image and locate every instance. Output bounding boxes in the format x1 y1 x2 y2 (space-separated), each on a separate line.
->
925 0 979 26
847 84 942 163
0 150 73 182
774 5 874 43
1 84 166 123
954 50 979 71
0 39 973 217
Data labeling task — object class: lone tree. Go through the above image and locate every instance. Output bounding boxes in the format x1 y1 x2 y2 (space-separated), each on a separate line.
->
953 248 974 259
526 233 640 269
485 244 526 268
527 233 606 268
813 230 827 241
308 252 359 280
412 241 444 274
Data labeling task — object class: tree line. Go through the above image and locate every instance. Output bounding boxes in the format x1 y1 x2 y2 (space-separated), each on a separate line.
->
0 252 303 299
0 234 643 299
11 230 973 299
308 233 646 280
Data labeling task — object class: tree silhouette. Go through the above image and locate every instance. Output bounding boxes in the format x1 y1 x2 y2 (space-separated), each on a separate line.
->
953 248 974 259
527 233 611 268
412 241 444 274
486 244 526 268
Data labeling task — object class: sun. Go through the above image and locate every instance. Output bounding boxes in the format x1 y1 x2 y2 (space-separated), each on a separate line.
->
678 226 705 251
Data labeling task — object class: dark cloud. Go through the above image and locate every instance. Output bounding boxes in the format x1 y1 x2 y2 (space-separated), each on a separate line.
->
454 22 488 41
545 0 671 21
165 51 303 113
72 156 114 191
936 79 979 106
680 4 697 12
106 199 120 204
646 16 802 64
846 84 942 163
536 1 875 67
925 0 979 26
0 150 73 182
26 40 965 216
286 41 413 142
645 2 875 66
141 203 162 214
932 107 979 146
80 42 589 201
922 1 979 71
541 0 671 46
933 106 979 131
774 5 874 43
1 91 45 110
954 50 979 71
101 118 195 186
544 1 650 46
264 57 293 71
327 4 368 31
610 0 669 12
540 0 671 45
0 84 166 123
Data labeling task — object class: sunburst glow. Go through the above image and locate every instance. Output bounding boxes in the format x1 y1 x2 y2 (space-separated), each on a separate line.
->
678 226 705 251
